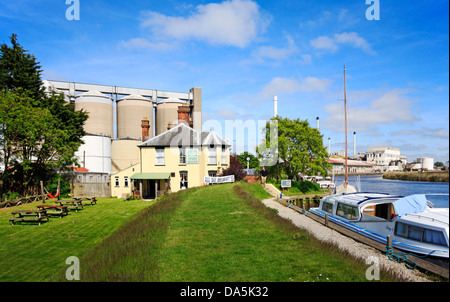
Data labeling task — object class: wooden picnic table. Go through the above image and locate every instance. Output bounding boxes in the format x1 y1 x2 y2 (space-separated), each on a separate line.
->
72 197 97 206
55 200 84 212
9 210 50 225
36 205 69 218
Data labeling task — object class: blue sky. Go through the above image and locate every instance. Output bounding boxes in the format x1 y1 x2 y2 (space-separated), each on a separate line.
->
1 0 448 163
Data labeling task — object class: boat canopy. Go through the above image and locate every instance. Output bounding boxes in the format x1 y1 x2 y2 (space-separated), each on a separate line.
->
393 194 427 218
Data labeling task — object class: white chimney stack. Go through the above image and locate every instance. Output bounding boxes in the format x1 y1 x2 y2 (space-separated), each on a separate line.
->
353 132 356 158
273 96 278 117
316 117 319 130
328 137 331 155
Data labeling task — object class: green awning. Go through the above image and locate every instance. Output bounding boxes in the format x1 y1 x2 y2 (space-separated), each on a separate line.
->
130 172 171 180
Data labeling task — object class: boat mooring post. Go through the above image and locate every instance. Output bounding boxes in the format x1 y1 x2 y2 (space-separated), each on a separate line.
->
386 235 392 250
325 213 329 227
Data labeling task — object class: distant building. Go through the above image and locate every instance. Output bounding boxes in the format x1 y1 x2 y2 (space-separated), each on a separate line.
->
406 157 434 171
327 158 374 174
366 147 405 172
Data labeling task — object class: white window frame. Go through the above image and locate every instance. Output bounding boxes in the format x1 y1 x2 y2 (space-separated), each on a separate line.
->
156 148 165 165
208 146 216 165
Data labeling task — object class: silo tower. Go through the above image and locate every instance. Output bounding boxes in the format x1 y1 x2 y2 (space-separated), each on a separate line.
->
75 90 114 138
117 94 154 140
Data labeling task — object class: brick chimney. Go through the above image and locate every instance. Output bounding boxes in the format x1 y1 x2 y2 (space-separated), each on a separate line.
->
141 117 150 142
177 105 193 127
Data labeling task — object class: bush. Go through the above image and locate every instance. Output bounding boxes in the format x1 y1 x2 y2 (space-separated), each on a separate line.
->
220 156 247 181
292 180 320 193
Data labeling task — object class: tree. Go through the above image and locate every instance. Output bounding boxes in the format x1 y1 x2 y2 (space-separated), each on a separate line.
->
0 34 88 196
0 34 45 102
256 116 331 180
219 155 247 181
237 151 260 170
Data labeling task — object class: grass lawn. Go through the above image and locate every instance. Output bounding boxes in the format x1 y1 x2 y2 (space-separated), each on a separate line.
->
0 197 153 281
1 183 401 282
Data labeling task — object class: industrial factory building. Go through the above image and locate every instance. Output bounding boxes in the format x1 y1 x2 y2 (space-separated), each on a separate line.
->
43 80 207 197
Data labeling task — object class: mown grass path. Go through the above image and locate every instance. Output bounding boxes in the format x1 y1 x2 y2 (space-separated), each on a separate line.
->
156 183 393 282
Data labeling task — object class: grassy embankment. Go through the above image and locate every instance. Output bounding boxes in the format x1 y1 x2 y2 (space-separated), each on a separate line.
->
267 179 328 197
1 183 404 282
383 171 449 182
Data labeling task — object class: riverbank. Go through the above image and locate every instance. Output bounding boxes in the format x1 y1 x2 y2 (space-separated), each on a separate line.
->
383 171 449 183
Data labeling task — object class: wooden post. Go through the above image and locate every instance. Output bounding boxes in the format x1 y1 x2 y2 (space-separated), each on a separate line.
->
40 181 45 203
325 213 329 227
386 235 392 250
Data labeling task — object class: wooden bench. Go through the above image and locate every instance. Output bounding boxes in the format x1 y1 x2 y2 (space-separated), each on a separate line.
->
36 205 69 218
73 197 97 206
9 210 50 225
55 200 84 212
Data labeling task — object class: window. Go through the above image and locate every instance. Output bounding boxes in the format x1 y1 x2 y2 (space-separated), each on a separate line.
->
156 148 165 165
187 147 199 164
221 146 226 165
115 176 119 187
336 203 359 220
322 202 333 214
208 146 216 165
395 222 447 246
124 176 129 187
179 147 186 164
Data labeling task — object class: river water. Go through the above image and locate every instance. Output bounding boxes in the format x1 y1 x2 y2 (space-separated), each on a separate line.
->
333 174 449 209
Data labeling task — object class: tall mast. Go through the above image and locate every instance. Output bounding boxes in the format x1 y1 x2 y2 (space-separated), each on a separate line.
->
344 65 348 187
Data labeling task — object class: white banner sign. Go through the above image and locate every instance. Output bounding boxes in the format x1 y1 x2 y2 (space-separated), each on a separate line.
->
204 175 235 184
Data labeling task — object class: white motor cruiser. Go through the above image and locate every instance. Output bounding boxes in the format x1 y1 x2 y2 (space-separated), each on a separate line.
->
309 192 449 259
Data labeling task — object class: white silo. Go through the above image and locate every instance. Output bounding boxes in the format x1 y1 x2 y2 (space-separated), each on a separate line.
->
156 97 188 135
117 94 154 140
418 157 434 171
75 90 113 138
75 134 112 174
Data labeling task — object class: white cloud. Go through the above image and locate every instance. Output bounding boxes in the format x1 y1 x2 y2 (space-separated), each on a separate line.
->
310 32 374 54
310 36 338 52
119 37 175 51
259 76 331 99
139 0 268 48
322 89 417 132
334 32 374 54
252 35 298 61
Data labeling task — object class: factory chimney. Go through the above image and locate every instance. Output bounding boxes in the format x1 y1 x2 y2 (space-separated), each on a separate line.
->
316 117 320 130
353 132 356 158
328 137 331 155
141 117 150 142
273 96 278 117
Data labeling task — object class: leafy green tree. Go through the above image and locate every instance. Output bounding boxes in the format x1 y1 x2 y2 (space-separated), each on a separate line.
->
0 34 88 196
257 116 331 180
237 151 260 170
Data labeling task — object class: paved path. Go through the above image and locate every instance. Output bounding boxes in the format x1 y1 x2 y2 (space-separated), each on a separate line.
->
262 197 431 282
